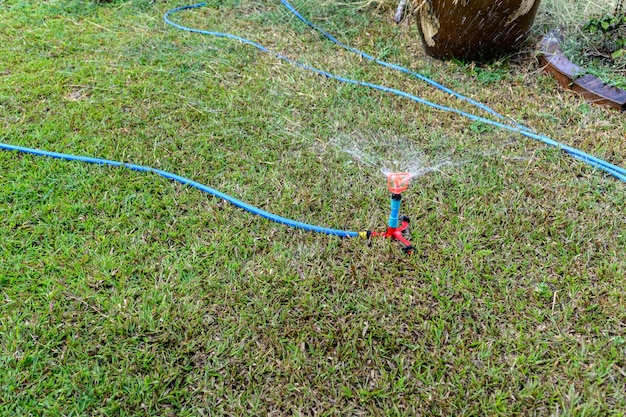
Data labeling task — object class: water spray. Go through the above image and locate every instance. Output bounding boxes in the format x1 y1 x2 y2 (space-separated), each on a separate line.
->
164 2 626 182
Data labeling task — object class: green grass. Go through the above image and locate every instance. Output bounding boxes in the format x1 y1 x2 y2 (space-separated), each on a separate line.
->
2 0 626 415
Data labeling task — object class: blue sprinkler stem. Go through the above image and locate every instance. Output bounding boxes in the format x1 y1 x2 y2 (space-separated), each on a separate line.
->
388 193 402 228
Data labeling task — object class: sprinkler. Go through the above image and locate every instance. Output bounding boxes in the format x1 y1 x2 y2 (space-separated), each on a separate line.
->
369 172 415 254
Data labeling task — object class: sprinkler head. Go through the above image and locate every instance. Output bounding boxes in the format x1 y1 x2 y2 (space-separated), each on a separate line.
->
387 172 412 194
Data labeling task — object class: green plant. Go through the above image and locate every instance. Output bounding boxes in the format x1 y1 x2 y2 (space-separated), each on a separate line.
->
583 14 626 33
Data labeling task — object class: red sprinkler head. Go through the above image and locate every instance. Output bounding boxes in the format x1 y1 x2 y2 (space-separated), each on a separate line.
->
387 172 412 194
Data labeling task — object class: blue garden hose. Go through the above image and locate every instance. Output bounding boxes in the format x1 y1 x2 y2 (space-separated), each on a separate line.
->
164 1 626 182
0 142 360 237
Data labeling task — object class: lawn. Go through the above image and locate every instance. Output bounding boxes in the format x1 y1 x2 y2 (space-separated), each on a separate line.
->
1 0 625 415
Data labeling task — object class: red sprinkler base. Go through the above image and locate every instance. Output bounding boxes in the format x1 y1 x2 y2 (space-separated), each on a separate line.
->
371 216 414 254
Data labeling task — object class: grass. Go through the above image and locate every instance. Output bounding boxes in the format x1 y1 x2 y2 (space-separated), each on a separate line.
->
1 0 626 415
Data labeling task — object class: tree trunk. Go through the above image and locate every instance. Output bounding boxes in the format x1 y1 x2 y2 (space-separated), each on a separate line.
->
417 0 543 61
